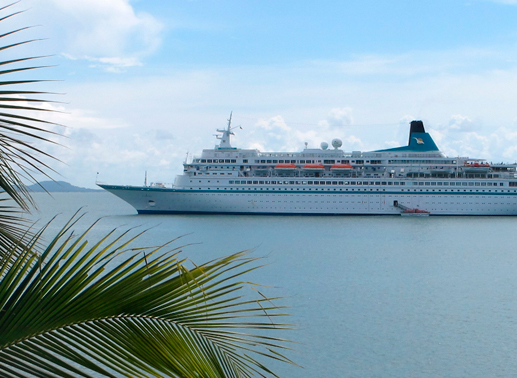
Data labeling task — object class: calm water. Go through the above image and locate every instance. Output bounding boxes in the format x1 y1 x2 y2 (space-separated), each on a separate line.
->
23 192 517 378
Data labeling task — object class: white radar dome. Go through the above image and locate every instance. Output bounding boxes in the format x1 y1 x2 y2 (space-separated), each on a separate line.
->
320 142 329 150
331 138 342 149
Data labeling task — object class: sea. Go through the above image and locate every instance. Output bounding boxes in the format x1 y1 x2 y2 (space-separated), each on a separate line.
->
22 192 517 378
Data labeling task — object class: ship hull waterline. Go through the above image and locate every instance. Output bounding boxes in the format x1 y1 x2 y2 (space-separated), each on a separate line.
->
99 184 517 216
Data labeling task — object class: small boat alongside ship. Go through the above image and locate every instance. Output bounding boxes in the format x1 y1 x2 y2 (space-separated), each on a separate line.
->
99 115 517 216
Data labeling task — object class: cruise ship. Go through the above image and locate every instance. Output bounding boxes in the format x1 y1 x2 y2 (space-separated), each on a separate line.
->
99 115 517 216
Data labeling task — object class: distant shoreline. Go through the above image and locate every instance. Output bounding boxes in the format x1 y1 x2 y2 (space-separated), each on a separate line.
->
27 181 102 193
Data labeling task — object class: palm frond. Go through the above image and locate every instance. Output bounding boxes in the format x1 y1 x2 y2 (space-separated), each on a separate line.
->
0 4 62 213
0 216 295 377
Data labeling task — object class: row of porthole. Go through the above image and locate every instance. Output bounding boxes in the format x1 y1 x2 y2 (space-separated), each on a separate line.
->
187 187 515 193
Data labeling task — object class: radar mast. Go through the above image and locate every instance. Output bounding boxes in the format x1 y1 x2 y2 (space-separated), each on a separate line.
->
216 111 238 149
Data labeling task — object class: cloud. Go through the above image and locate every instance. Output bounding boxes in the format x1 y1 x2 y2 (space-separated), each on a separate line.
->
241 108 362 153
26 0 163 71
447 115 477 132
18 41 517 187
486 0 517 4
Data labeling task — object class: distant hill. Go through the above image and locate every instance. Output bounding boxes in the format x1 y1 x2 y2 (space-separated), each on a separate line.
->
27 181 102 192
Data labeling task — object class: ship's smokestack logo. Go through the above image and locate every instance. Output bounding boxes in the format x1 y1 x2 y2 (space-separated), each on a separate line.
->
413 137 424 145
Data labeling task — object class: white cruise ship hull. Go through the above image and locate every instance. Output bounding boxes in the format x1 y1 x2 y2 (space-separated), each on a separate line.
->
99 184 517 216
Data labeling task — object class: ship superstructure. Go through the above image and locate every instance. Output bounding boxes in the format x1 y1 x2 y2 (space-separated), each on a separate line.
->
99 115 517 215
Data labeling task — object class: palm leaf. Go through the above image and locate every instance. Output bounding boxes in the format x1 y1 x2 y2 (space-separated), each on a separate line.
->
0 2 63 265
0 216 295 377
0 3 62 212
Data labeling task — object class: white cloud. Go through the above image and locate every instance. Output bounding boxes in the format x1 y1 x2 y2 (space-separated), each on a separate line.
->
447 115 477 132
26 0 163 71
486 0 517 4
241 108 361 153
16 42 517 187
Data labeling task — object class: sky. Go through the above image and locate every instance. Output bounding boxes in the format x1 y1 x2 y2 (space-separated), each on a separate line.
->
6 0 517 188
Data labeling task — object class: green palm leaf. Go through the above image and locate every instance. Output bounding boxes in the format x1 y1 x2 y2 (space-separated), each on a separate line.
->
0 2 63 264
0 3 61 212
0 215 295 377
0 3 297 377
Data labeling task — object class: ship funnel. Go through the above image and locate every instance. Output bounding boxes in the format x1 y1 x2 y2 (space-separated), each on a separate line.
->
408 120 425 144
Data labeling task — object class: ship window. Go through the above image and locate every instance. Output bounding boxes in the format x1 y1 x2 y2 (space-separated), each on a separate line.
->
500 183 504 186
229 181 234 184
253 181 258 184
243 159 248 163
375 182 380 185
247 181 252 184
279 160 285 163
338 181 344 185
387 182 392 185
351 181 356 185
443 182 449 186
425 182 430 186
468 182 474 186
261 160 266 163
332 182 338 185
231 159 236 163
431 182 436 186
273 160 278 163
326 181 332 185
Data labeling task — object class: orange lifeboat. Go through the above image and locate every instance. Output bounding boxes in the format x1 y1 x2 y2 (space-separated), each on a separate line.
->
464 162 490 167
330 164 353 170
274 164 297 169
303 164 324 170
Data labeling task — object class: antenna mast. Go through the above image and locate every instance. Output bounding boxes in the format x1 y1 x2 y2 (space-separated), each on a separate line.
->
216 111 237 149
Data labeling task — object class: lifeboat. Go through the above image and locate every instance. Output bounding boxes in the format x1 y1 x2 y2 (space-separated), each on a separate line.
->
463 162 490 173
330 164 353 170
464 162 490 167
303 164 324 170
274 164 297 170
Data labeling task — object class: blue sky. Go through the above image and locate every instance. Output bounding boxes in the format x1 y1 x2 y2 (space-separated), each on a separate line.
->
11 0 517 187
